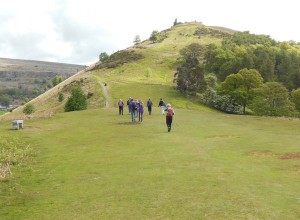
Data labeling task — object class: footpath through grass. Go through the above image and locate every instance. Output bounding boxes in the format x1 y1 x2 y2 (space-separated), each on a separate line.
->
1 108 300 219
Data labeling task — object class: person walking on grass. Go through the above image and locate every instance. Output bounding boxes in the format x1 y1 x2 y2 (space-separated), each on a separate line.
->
138 100 144 122
158 98 166 115
130 99 136 122
165 104 175 132
147 97 153 115
118 99 124 115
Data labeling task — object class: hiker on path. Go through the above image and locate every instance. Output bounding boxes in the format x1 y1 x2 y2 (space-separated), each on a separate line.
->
118 99 124 115
138 100 144 122
147 98 153 115
130 99 136 122
127 97 131 114
165 104 175 132
158 98 166 115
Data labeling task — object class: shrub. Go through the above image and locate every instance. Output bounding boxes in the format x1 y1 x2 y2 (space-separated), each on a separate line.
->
58 92 64 102
64 87 87 112
23 103 35 115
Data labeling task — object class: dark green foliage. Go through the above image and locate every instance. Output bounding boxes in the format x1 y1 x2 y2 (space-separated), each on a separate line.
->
52 76 63 87
218 68 263 114
291 88 300 111
93 50 144 70
250 82 295 116
23 103 35 115
150 30 160 43
204 32 300 89
99 52 109 62
174 44 207 96
64 87 87 112
58 92 64 102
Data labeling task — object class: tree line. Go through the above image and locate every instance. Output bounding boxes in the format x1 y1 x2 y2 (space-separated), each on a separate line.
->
174 32 300 117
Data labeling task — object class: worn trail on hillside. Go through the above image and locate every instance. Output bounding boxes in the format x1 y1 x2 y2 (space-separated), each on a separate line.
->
98 81 110 108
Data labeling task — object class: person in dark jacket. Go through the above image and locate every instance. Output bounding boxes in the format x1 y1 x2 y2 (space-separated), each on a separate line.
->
127 97 132 114
138 100 144 122
158 98 166 115
147 98 153 115
130 99 136 122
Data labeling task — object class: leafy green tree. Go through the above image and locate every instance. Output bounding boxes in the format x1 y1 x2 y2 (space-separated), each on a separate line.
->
150 30 160 43
251 82 295 116
180 43 204 61
64 87 87 112
291 88 300 111
133 35 141 45
99 52 109 62
23 103 35 115
218 68 263 114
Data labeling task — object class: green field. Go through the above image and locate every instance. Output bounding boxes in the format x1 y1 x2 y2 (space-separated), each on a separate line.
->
1 107 300 219
0 110 6 115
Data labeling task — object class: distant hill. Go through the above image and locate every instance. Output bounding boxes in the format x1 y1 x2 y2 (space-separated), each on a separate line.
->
0 57 86 89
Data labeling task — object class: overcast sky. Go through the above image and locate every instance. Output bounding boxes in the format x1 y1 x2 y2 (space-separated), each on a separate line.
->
1 0 300 65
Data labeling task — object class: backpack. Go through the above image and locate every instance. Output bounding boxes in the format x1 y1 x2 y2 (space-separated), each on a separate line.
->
166 108 173 117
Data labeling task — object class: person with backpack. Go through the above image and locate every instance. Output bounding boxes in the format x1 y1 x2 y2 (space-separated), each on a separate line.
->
127 97 131 114
165 104 175 132
130 99 136 122
147 98 153 115
118 99 124 115
158 98 166 115
138 100 144 122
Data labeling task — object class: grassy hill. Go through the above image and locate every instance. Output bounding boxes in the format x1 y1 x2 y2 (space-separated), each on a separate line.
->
1 22 300 219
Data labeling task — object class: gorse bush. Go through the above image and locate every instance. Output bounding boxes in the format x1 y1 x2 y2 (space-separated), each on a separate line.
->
23 103 35 115
64 87 87 112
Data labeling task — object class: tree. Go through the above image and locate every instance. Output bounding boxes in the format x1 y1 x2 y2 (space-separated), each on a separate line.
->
0 95 10 107
23 103 35 115
52 76 63 87
150 30 160 43
64 87 87 112
218 68 263 114
174 43 207 95
291 88 300 111
99 52 109 62
251 82 295 116
133 35 141 45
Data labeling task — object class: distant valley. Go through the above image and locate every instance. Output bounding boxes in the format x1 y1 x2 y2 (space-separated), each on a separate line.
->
0 57 86 107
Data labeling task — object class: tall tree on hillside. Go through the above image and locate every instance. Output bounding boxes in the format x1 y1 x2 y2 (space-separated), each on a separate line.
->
99 52 109 62
174 43 207 95
218 68 263 114
133 35 141 45
150 30 160 43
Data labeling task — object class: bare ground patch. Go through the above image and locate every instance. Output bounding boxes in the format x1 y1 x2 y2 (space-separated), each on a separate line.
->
280 153 300 160
248 150 275 158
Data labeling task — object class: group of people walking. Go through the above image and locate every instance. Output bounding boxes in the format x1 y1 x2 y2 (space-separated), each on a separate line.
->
117 97 175 132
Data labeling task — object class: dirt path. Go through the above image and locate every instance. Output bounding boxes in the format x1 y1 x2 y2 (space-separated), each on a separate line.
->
98 81 110 108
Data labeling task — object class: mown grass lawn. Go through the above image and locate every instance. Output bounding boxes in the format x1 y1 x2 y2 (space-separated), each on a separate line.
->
1 108 300 219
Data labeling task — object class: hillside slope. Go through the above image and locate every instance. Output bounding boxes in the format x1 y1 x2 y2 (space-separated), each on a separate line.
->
1 22 233 120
